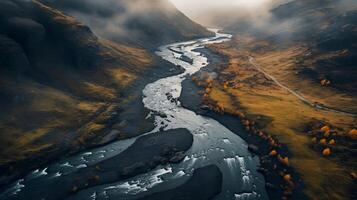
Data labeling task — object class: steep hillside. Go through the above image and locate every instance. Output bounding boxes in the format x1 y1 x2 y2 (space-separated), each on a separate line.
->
0 0 196 187
40 0 214 48
270 0 357 94
0 0 212 187
225 0 357 95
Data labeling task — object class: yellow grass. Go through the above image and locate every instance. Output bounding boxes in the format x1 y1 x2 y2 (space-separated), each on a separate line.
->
106 68 136 88
205 36 357 200
83 82 116 100
253 47 357 113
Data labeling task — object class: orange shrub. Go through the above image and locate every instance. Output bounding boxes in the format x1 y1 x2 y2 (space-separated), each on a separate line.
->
320 125 330 133
278 156 290 166
324 131 330 137
223 82 229 89
283 174 292 182
348 129 357 140
322 148 331 156
320 138 327 145
328 139 336 145
269 150 278 156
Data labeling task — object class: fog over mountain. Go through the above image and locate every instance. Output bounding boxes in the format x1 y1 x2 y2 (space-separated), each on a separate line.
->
41 0 213 47
171 0 357 36
170 0 289 27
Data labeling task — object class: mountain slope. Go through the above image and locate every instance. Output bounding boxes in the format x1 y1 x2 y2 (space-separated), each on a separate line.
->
0 0 150 184
40 0 214 48
0 0 211 186
270 0 357 95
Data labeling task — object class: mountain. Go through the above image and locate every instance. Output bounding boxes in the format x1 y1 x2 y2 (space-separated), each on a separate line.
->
0 0 211 186
270 0 357 94
40 0 214 48
223 0 357 95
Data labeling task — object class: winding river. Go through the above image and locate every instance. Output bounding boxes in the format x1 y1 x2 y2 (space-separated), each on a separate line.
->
0 30 268 200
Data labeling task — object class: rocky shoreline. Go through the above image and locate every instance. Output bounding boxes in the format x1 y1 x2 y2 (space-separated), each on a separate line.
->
4 129 194 200
139 165 223 200
0 55 185 190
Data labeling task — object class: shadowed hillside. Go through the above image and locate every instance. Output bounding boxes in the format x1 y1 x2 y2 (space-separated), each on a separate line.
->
226 0 357 95
0 0 150 185
40 0 214 48
270 0 357 95
0 0 211 186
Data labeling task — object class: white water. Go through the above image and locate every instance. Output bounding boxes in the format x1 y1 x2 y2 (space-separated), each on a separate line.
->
0 30 268 200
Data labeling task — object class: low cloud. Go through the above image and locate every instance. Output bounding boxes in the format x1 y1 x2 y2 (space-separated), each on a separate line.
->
40 0 177 43
171 0 356 47
170 0 289 27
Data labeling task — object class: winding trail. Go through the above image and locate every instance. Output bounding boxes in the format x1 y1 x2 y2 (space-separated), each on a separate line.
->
249 57 356 117
0 30 268 200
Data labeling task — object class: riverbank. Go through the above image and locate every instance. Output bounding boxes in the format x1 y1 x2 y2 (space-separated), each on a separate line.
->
139 165 222 200
1 129 194 200
0 54 185 189
179 47 307 200
184 34 357 200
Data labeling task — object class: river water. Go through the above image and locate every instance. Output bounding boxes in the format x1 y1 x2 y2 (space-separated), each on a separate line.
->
0 30 268 200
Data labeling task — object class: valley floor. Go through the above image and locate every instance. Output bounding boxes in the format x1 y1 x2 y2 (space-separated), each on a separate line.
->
185 35 357 200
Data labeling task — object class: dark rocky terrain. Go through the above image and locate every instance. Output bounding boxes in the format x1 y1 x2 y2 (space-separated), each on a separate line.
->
139 165 222 200
11 129 193 200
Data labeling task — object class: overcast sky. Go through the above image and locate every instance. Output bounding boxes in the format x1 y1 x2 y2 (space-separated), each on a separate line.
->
170 0 275 14
170 0 273 9
170 0 284 25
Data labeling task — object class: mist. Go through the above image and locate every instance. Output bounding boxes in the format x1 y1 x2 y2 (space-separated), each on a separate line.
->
40 0 182 46
39 0 357 45
171 0 357 45
170 0 289 27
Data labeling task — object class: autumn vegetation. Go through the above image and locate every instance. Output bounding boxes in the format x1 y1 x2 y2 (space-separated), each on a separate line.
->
191 34 357 200
0 0 153 185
